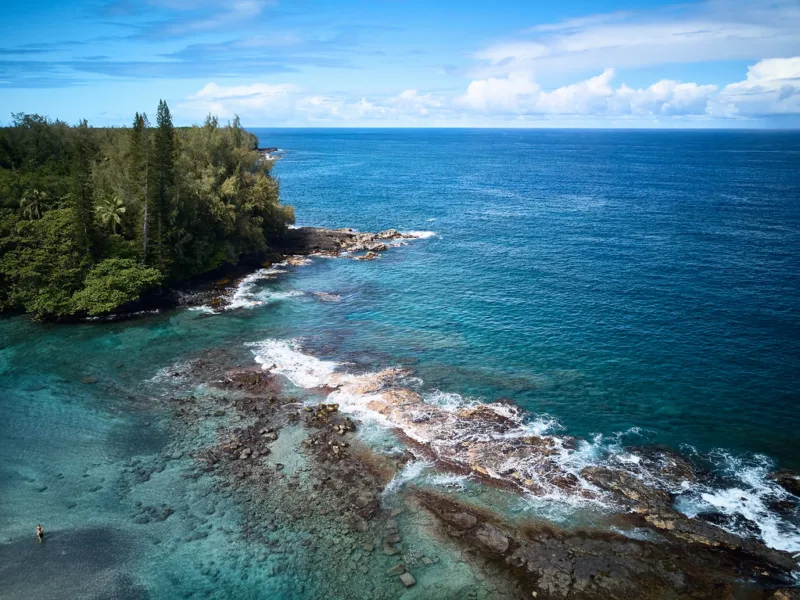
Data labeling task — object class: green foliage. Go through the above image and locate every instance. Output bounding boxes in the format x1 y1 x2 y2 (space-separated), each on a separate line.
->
96 195 126 234
0 209 89 317
20 189 47 219
0 105 294 318
70 259 161 315
70 119 98 255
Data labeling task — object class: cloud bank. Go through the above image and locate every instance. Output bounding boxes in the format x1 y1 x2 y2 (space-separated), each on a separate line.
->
178 58 800 125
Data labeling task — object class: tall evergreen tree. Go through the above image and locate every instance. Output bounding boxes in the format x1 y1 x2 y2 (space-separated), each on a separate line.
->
152 100 175 272
70 119 96 258
0 110 294 318
130 112 151 263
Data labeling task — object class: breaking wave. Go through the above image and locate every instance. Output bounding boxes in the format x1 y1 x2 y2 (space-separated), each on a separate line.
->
675 451 800 553
191 267 302 314
248 337 800 553
401 230 437 239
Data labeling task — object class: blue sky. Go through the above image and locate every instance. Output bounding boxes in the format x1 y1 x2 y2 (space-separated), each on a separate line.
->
1 0 799 127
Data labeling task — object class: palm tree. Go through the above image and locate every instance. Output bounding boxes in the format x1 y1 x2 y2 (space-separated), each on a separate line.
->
20 189 47 220
96 195 126 234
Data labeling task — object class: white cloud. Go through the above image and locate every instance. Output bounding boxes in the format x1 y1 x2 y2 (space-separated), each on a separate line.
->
179 83 450 123
387 89 443 116
177 57 799 126
715 57 800 116
456 73 540 113
456 68 718 117
178 82 299 119
471 1 800 77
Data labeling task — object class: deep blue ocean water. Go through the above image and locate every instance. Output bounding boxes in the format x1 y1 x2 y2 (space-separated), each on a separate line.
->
261 128 800 464
1 129 799 598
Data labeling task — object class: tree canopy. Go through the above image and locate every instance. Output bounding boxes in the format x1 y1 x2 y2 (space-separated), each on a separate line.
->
0 104 294 318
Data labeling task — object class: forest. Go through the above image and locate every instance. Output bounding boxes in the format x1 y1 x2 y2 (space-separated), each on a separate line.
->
0 103 295 318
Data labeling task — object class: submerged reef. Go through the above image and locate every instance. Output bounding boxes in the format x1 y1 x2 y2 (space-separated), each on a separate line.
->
155 351 800 600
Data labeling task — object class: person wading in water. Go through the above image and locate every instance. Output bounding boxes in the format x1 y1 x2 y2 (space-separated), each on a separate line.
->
36 524 44 543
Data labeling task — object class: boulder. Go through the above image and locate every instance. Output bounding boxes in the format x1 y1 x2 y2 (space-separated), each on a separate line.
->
770 469 800 496
353 251 380 261
443 511 478 529
383 542 400 555
399 572 416 588
581 466 671 510
475 524 509 554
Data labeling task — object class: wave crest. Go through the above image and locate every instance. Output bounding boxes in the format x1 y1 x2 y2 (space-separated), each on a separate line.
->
248 337 800 553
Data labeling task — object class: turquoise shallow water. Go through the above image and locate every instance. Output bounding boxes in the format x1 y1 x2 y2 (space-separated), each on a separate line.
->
1 129 799 597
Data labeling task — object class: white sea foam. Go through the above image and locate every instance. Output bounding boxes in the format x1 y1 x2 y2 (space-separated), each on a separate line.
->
674 451 800 553
311 292 342 303
248 338 343 388
147 360 194 386
193 268 302 314
383 460 431 496
425 472 471 490
246 337 800 553
226 269 290 310
402 230 437 239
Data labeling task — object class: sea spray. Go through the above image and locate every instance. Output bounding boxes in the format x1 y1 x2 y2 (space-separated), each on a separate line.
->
248 336 800 554
382 460 431 497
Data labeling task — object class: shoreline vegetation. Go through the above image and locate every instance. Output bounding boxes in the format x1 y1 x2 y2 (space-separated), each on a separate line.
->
0 106 294 320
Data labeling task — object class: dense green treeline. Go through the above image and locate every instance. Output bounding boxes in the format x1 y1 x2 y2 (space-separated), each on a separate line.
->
0 103 294 318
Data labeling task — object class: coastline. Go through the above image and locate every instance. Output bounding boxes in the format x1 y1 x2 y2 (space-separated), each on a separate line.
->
157 339 799 599
2 222 798 599
78 226 424 321
147 229 800 598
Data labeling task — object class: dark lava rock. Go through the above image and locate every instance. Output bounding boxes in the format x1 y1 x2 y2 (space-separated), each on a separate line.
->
770 469 800 496
474 524 509 555
442 511 478 529
413 488 800 599
581 465 671 509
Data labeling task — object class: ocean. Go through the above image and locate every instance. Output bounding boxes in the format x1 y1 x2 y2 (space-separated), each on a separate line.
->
1 129 799 598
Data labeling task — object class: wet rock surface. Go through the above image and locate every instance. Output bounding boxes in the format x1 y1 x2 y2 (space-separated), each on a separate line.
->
273 227 415 256
413 489 799 600
176 227 418 312
154 355 800 600
771 469 800 497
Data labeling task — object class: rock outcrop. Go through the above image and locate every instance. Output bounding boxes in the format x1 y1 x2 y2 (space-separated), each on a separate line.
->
770 469 800 496
273 227 416 257
413 489 800 600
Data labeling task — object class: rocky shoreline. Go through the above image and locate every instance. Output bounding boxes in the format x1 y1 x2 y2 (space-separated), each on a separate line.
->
98 223 800 597
154 351 800 600
100 227 421 319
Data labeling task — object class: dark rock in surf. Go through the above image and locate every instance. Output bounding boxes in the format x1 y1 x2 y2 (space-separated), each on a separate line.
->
770 469 800 496
581 466 672 510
